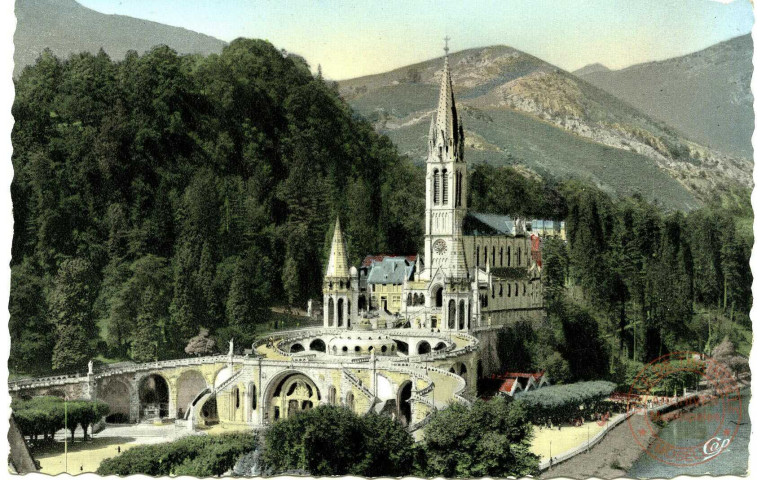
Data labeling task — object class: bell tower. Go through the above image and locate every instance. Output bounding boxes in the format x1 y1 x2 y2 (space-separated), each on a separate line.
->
422 38 467 280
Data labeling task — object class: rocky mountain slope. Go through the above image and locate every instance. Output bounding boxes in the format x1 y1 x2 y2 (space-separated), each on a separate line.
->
340 45 752 211
15 0 226 76
577 35 753 158
572 63 610 77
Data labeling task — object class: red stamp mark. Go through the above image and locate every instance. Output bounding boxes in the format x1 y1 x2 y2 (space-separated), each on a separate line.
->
626 351 741 467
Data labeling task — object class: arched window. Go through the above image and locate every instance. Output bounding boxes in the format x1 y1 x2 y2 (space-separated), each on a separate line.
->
456 171 463 207
458 301 465 330
492 247 496 266
499 284 503 297
508 284 512 297
433 169 440 205
507 246 511 267
454 171 458 207
476 246 480 266
419 294 425 305
435 287 443 307
499 247 503 266
442 169 448 204
252 384 257 410
407 293 412 306
517 247 522 266
328 386 336 404
448 300 456 329
484 247 488 266
515 283 519 296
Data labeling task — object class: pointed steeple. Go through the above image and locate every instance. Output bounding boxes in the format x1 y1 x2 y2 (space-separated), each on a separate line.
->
325 217 350 278
428 40 460 161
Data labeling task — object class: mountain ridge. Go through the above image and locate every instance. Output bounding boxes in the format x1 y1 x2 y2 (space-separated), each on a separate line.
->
577 34 753 157
15 0 226 76
340 43 752 211
572 63 611 76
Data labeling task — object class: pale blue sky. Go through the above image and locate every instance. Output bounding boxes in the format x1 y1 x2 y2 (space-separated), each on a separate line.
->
75 0 755 79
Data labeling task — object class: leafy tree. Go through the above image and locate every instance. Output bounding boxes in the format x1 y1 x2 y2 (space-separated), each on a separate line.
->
9 261 54 374
356 413 415 477
420 397 539 478
131 286 162 362
185 328 217 356
226 247 272 347
49 258 99 371
263 405 366 475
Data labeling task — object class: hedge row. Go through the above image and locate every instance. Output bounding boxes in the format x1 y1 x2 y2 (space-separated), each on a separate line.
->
96 432 257 477
515 381 616 424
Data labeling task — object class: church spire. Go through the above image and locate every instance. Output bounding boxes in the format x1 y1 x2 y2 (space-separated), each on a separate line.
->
429 38 460 162
325 217 350 278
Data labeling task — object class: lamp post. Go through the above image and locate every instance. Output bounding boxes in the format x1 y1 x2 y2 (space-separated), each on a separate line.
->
586 424 590 451
64 394 68 474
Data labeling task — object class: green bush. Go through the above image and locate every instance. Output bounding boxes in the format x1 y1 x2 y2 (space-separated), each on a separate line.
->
262 405 414 476
96 432 257 476
516 380 616 424
419 397 539 478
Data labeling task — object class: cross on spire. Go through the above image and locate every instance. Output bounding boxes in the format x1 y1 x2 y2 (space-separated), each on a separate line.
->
444 36 450 56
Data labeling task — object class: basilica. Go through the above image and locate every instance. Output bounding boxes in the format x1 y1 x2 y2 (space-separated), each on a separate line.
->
322 48 564 334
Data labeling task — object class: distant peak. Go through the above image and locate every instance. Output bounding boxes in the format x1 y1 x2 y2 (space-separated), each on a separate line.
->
572 63 611 76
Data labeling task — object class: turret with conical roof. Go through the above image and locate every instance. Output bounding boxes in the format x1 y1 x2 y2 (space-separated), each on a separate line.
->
323 218 358 328
325 217 350 278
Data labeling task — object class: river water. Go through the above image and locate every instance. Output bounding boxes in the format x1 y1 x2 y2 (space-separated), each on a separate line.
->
627 389 750 478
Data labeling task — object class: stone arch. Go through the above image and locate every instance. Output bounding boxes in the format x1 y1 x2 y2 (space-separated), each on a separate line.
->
264 371 321 423
433 169 440 204
458 300 465 330
433 285 443 307
449 366 456 374
99 378 132 423
248 381 258 416
328 297 335 327
176 370 207 420
229 384 242 422
397 381 412 426
433 341 447 351
328 386 337 404
309 339 326 352
458 363 468 382
290 343 305 353
395 340 409 355
358 295 367 311
200 395 218 424
417 341 431 355
138 374 170 419
448 300 456 329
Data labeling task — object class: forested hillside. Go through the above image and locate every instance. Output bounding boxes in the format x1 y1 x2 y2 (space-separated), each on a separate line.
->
10 40 752 380
10 39 423 374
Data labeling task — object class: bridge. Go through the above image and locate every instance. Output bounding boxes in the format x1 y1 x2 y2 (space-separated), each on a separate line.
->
9 328 480 436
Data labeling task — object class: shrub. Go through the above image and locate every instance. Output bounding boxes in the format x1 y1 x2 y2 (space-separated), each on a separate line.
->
262 405 414 476
516 380 616 425
96 432 257 476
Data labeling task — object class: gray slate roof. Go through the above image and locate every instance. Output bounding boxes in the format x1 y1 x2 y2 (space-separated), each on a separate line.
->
366 257 415 285
464 212 514 235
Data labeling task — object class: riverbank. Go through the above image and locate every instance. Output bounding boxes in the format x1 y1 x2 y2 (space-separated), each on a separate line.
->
541 413 659 479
